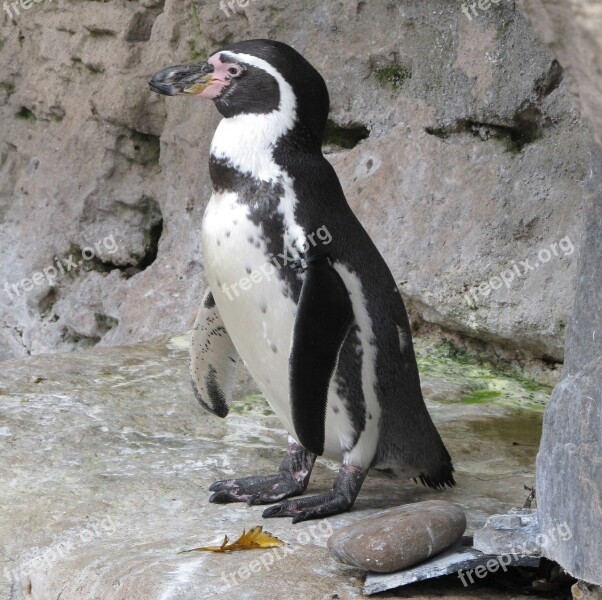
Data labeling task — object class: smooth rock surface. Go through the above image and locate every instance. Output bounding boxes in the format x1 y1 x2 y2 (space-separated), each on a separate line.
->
327 500 466 573
0 333 545 599
1 0 600 363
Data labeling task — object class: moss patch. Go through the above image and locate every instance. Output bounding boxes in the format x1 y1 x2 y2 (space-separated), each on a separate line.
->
230 393 274 416
15 106 36 121
374 63 412 89
417 341 551 411
462 389 503 404
187 2 206 62
323 120 369 150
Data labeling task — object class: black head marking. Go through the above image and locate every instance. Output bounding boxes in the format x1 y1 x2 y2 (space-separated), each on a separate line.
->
214 58 280 118
212 39 329 147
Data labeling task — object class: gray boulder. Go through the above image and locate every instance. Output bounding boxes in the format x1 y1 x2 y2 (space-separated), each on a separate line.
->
535 171 601 584
473 508 541 557
517 1 602 585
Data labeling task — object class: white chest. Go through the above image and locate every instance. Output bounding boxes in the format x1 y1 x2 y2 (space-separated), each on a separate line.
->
201 191 299 432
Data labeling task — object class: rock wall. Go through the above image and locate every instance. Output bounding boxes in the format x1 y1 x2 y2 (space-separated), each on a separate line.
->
519 0 602 146
535 195 601 585
1 0 600 363
518 0 602 586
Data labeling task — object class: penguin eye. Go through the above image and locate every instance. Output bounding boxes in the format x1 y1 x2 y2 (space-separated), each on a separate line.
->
227 65 243 78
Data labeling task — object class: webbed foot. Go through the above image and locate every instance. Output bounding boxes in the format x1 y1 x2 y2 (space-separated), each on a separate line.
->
262 464 367 523
208 438 316 505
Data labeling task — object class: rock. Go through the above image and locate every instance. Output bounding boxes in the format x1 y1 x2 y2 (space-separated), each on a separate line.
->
535 187 602 585
0 335 543 599
572 581 602 600
514 1 602 587
562 190 602 377
365 543 540 595
473 508 541 556
536 357 602 585
519 0 602 145
1 0 601 364
327 500 466 573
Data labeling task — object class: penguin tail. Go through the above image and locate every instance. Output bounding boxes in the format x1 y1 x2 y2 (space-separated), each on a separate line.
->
414 469 456 490
418 429 456 490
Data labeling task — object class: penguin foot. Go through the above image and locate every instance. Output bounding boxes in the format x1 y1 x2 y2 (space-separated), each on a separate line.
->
262 464 367 523
208 438 316 504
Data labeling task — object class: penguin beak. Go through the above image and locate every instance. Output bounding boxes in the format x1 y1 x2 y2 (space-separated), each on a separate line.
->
149 62 216 96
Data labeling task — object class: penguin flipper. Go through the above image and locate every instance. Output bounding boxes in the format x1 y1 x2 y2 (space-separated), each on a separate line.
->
290 258 353 455
190 289 238 418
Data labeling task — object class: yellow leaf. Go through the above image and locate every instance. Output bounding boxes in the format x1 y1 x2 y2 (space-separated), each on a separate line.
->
178 526 286 554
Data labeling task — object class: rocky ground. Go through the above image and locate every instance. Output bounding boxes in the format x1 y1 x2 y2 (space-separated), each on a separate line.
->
0 332 554 599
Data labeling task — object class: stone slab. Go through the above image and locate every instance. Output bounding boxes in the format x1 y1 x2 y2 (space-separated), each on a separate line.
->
365 543 540 595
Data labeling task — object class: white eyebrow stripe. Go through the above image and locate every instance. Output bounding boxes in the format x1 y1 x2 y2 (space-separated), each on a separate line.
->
218 50 297 126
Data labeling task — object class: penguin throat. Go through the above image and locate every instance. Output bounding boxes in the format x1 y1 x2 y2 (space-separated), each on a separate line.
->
209 110 294 183
209 51 297 183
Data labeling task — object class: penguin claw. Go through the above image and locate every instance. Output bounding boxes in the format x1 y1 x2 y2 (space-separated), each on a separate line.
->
261 503 294 518
208 480 233 492
209 490 253 503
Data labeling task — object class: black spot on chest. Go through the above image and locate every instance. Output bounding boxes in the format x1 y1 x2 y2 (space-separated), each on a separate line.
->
209 156 302 301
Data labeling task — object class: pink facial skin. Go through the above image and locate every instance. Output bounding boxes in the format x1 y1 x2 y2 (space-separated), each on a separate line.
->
196 53 244 99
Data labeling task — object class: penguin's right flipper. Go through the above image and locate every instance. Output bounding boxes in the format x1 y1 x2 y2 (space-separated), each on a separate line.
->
190 289 238 418
289 257 354 456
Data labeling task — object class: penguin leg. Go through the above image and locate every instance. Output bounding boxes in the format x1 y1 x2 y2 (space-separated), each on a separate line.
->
208 437 317 504
262 464 367 523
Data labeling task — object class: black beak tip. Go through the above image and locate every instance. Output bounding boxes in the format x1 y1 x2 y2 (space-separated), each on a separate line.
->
149 77 177 96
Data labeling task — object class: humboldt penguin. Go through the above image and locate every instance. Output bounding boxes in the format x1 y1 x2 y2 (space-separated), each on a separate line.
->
149 39 454 523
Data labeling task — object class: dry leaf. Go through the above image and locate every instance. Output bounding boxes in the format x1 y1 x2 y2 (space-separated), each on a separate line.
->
178 526 285 554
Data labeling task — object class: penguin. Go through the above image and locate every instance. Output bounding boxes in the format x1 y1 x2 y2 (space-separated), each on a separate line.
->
149 39 454 523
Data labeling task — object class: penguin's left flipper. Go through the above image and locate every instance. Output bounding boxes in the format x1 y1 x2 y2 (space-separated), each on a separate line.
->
189 289 238 418
289 256 354 456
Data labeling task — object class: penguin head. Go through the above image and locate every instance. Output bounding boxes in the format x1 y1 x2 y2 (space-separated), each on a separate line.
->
149 39 330 145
